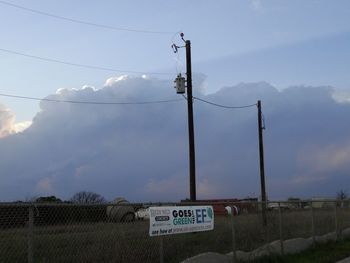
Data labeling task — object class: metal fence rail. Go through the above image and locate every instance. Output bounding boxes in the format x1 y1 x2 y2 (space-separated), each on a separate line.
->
0 200 349 263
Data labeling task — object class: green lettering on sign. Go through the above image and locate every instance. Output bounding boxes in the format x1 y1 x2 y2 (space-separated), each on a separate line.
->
173 217 193 225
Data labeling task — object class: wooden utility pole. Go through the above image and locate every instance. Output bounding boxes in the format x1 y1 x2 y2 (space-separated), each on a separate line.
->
172 33 196 201
257 100 267 226
185 39 196 201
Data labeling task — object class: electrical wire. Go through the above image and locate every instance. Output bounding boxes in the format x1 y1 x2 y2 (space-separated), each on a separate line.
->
193 96 257 109
0 0 175 34
0 92 256 108
0 93 184 105
0 47 173 75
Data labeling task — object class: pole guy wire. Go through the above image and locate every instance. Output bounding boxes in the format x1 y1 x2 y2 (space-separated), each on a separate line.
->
0 0 175 34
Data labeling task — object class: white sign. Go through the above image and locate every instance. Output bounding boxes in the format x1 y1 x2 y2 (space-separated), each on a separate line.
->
149 206 214 236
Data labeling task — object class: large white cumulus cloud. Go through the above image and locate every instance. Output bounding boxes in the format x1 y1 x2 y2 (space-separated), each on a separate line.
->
0 76 350 201
0 104 31 138
0 104 16 138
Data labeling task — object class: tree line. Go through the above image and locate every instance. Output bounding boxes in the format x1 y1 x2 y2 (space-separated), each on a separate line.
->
21 191 106 204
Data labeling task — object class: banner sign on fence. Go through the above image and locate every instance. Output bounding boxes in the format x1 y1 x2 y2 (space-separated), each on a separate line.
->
149 206 214 236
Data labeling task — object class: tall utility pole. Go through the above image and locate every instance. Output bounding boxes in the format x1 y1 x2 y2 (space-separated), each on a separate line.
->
173 34 196 201
257 100 267 226
185 38 196 202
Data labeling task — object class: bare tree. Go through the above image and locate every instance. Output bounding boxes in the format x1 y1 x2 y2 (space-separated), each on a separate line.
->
70 191 106 204
337 189 348 208
337 189 348 200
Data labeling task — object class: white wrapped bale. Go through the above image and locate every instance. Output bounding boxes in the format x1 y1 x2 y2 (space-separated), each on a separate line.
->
106 197 135 222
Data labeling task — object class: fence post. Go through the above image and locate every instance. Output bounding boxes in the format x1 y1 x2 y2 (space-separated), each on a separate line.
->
27 205 34 263
230 211 237 263
278 202 284 255
310 204 315 245
159 236 164 263
334 201 338 240
263 201 269 246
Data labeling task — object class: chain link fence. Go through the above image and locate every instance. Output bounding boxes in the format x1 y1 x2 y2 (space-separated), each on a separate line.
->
0 199 349 262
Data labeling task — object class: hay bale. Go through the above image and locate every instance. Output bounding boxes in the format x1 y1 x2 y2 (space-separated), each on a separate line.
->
106 197 135 222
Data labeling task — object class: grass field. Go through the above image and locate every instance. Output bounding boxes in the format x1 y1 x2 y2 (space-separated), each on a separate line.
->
249 239 350 263
0 206 349 262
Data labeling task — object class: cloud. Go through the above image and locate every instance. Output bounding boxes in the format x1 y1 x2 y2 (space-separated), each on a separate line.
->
145 175 187 200
36 177 54 194
0 106 15 138
250 0 264 13
0 104 31 138
13 121 32 133
0 77 350 201
293 142 350 185
332 90 350 103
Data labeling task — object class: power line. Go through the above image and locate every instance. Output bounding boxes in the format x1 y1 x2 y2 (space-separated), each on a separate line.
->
0 92 256 108
194 96 257 109
0 92 184 105
0 47 173 75
0 0 175 35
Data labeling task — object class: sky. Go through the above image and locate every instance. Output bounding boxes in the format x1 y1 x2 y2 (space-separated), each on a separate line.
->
0 0 350 201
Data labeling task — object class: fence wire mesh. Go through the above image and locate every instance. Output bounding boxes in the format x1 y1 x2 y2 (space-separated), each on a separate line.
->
0 199 349 263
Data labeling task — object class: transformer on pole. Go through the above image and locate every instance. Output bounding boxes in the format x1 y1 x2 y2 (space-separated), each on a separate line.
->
174 74 186 94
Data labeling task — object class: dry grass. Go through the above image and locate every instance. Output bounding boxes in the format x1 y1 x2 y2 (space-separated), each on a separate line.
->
0 207 349 262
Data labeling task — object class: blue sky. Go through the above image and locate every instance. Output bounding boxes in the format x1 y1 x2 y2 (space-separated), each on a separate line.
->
1 1 350 201
1 0 350 121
